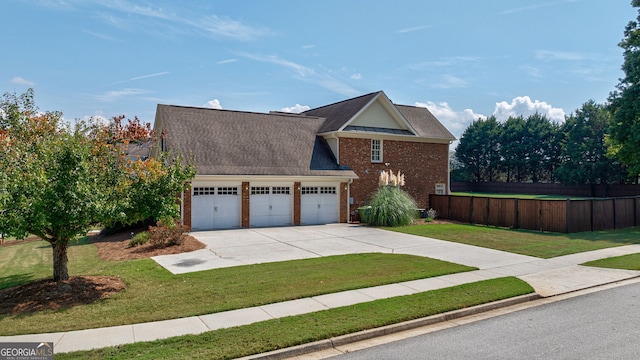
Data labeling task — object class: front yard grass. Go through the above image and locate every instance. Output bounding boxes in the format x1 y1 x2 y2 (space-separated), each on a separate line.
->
390 224 640 258
57 277 534 360
582 253 640 270
0 237 475 336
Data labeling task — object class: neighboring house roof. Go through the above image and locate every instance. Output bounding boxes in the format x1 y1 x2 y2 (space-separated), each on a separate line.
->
303 90 456 142
154 104 357 178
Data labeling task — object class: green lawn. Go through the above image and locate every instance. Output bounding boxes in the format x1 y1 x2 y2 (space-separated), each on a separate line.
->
57 277 534 360
389 224 640 258
450 192 588 200
582 253 640 270
0 237 475 336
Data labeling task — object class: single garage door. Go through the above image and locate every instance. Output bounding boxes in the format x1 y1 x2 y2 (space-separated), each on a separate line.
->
191 186 241 230
301 186 338 225
250 186 292 227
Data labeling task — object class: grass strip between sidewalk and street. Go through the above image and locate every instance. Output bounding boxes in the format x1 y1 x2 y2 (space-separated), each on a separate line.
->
56 277 534 360
582 253 640 270
0 238 475 335
389 224 640 258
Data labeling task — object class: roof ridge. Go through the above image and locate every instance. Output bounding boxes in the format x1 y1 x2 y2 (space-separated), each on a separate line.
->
158 104 322 120
303 91 383 113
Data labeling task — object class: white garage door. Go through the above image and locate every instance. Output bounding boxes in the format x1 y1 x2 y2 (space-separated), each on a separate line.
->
191 186 241 230
250 186 292 227
301 186 339 225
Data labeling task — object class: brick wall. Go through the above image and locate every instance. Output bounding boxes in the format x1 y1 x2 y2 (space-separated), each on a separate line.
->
182 182 192 230
339 137 449 213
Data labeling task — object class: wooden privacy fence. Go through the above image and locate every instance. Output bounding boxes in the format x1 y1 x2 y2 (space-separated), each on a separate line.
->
429 194 640 233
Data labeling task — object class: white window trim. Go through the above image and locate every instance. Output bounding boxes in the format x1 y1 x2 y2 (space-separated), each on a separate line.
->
371 139 383 163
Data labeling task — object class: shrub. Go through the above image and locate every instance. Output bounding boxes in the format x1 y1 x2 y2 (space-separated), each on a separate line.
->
366 186 419 227
148 221 188 248
426 208 438 220
128 231 150 247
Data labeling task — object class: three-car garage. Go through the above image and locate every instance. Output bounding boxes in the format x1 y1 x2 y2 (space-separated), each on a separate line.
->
189 182 342 231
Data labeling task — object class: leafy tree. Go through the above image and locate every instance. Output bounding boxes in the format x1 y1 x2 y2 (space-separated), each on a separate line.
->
0 90 195 282
557 101 629 184
521 113 557 183
500 116 527 182
455 116 501 182
608 0 640 176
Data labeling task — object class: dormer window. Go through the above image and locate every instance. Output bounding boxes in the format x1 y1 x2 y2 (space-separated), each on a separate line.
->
371 139 382 163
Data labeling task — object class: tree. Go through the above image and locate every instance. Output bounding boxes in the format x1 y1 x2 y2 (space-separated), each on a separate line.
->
455 116 502 182
608 0 640 177
500 116 527 182
557 101 628 184
0 90 195 282
521 113 557 183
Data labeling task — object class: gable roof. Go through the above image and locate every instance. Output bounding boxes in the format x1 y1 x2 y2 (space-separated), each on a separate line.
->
395 104 456 141
303 91 456 142
154 104 357 178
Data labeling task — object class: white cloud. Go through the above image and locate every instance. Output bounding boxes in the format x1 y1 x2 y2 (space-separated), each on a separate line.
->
395 24 436 34
493 96 565 122
535 50 585 61
415 101 486 140
235 51 360 97
280 104 310 113
205 99 223 109
11 77 34 86
92 88 150 102
216 58 237 64
350 73 362 80
432 75 468 89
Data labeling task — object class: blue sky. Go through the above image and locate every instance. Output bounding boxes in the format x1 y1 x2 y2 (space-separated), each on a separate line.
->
1 0 636 141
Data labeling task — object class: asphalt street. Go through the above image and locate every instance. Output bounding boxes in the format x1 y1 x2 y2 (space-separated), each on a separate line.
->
329 281 640 360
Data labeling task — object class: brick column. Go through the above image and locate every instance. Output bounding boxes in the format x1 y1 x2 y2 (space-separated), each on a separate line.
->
182 182 192 230
340 182 349 223
242 182 250 228
293 182 301 225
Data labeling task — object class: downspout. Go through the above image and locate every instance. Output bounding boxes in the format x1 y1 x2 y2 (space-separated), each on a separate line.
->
347 178 353 223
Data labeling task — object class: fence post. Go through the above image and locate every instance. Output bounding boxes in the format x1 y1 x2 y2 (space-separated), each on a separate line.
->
514 198 519 230
566 198 571 233
613 198 617 230
469 196 474 224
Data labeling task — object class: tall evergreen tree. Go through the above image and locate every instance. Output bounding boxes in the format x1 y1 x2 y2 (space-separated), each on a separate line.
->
608 0 640 177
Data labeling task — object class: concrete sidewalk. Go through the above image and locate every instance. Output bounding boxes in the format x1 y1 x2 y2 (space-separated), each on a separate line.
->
2 224 639 354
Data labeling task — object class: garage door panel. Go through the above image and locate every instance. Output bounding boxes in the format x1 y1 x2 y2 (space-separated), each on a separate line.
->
192 195 215 230
250 186 292 227
301 186 338 225
192 187 240 230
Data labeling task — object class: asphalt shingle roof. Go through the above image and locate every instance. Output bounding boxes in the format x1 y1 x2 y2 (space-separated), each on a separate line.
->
303 91 456 141
155 104 357 177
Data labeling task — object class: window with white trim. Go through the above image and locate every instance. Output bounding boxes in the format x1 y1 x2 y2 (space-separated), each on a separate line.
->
319 187 336 194
193 187 215 196
371 139 382 163
251 187 270 195
218 187 238 195
301 187 318 195
272 186 290 195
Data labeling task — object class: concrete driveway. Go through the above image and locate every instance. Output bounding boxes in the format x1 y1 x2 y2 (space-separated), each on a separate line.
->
152 224 537 274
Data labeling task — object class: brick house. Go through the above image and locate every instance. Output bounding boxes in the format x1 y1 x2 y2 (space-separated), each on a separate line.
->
153 91 455 230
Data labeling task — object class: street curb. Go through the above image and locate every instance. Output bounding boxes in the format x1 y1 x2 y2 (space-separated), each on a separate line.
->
239 293 541 360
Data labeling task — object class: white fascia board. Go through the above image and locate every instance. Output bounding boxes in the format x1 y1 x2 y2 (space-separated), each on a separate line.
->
319 131 453 144
192 174 359 183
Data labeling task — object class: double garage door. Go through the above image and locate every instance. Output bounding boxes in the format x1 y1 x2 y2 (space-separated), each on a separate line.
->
191 183 339 230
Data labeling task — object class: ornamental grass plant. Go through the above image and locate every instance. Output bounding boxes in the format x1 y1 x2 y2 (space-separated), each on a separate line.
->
365 170 419 227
